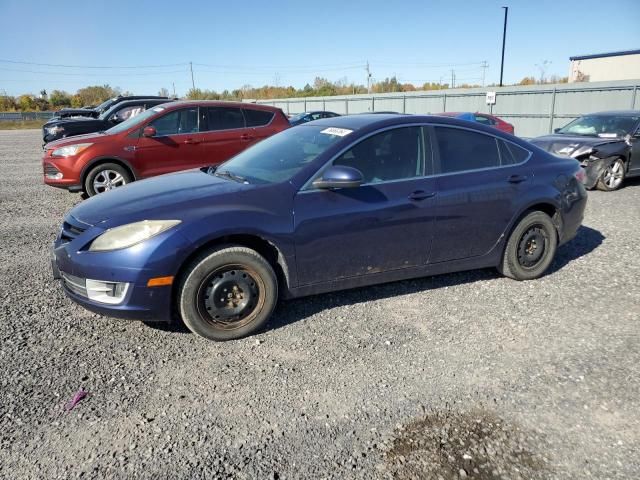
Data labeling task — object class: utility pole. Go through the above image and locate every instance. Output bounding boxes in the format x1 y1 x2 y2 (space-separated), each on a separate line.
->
499 6 508 87
172 82 176 98
366 61 372 94
189 61 195 90
481 61 489 87
451 69 455 89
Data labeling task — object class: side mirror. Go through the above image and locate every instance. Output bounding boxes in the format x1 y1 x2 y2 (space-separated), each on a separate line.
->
142 126 157 138
312 165 363 189
554 128 561 133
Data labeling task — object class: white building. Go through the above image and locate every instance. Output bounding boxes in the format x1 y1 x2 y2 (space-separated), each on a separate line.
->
569 49 640 83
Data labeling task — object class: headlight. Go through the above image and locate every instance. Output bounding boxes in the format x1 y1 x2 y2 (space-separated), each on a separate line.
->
51 143 93 157
46 125 64 136
89 220 181 252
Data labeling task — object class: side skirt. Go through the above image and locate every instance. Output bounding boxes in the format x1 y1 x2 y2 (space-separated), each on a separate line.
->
285 249 502 299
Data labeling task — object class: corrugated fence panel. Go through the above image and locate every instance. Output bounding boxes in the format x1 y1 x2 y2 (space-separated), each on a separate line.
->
494 92 554 116
404 96 445 114
554 88 634 115
324 98 347 114
348 98 374 114
373 96 404 113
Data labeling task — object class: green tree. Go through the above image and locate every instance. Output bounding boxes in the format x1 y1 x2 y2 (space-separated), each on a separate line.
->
17 95 36 111
49 90 72 108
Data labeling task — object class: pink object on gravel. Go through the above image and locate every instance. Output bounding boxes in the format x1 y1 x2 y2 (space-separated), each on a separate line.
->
65 390 88 412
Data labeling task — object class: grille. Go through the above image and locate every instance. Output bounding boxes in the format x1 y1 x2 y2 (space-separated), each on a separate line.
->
61 272 87 298
60 216 89 243
44 163 60 175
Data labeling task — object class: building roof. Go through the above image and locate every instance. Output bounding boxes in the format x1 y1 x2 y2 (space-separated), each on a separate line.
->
570 49 640 61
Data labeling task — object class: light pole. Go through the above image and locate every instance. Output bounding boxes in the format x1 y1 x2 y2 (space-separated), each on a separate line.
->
499 6 508 87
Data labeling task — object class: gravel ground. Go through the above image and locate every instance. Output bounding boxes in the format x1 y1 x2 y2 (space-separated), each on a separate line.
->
1 129 639 479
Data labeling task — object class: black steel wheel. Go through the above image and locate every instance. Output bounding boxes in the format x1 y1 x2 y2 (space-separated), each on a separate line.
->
178 246 277 341
499 211 558 280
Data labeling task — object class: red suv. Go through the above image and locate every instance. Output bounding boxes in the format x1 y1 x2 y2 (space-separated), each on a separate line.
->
42 101 289 196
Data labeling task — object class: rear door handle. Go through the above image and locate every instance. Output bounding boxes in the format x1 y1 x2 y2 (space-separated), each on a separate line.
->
183 138 200 145
508 174 528 183
240 134 254 141
408 190 437 201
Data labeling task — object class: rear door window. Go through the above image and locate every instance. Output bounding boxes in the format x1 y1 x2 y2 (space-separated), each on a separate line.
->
150 108 198 136
205 107 245 131
434 126 500 173
243 108 274 127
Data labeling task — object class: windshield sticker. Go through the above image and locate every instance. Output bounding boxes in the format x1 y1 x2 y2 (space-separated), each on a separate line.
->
320 127 353 137
597 133 617 138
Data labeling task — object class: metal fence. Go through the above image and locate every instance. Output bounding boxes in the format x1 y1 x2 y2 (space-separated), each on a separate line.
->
251 79 640 138
0 111 55 121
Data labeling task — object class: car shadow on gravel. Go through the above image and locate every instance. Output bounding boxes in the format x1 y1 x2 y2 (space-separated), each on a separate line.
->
146 225 604 336
548 225 604 274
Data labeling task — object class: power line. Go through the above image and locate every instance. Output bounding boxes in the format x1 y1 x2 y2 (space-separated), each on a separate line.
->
0 66 187 77
0 58 189 69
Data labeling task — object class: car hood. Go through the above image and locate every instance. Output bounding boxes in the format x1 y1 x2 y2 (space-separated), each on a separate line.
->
68 169 262 226
530 134 623 157
45 117 104 127
45 131 111 149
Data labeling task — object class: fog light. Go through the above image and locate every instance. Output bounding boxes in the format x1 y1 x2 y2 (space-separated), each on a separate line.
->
46 172 64 180
85 279 130 304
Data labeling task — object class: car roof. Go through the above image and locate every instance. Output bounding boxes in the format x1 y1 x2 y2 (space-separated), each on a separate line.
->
585 110 640 116
158 100 281 111
304 113 510 133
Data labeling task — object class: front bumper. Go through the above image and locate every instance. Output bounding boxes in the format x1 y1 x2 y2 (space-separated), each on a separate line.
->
51 217 191 322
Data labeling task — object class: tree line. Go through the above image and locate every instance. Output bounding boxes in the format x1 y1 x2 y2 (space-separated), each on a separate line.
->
1 75 569 111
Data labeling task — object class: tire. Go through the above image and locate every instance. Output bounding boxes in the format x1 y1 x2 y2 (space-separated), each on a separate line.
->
177 245 278 341
596 157 626 191
499 211 558 281
84 162 132 197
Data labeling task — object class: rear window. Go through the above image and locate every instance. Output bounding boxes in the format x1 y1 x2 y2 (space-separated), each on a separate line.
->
243 108 274 127
498 140 530 165
205 107 245 131
434 126 500 173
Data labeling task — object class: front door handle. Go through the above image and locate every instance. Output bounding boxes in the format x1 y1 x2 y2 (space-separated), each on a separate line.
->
183 138 200 145
240 134 253 141
508 174 528 183
408 190 437 201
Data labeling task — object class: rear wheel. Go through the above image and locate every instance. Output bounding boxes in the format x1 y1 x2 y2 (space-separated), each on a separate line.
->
499 211 558 280
84 162 132 197
597 158 625 191
177 246 278 341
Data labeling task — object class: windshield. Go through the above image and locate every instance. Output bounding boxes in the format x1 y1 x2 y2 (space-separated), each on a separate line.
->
558 115 639 137
289 113 307 121
214 125 351 184
105 106 166 134
96 98 116 113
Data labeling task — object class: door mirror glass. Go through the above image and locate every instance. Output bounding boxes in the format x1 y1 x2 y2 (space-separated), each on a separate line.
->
554 127 561 133
313 166 363 189
142 126 157 137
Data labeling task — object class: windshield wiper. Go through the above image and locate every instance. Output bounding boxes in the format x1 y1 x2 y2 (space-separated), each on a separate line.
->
215 170 248 184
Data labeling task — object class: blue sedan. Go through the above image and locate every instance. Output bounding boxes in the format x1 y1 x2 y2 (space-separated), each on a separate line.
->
52 114 587 341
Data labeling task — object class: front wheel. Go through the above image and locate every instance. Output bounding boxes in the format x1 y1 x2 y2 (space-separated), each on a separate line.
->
499 211 558 281
84 162 132 197
596 158 625 191
177 246 278 341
